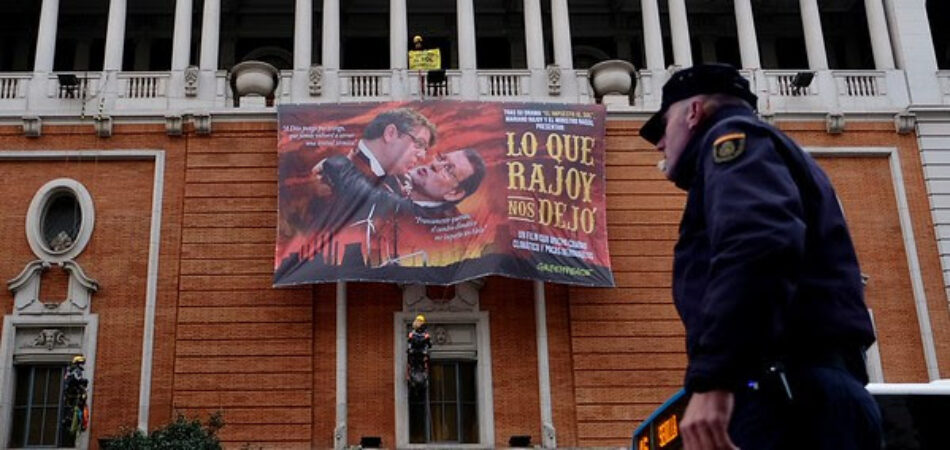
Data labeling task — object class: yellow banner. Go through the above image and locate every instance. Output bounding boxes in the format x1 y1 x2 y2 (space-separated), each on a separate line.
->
408 49 442 71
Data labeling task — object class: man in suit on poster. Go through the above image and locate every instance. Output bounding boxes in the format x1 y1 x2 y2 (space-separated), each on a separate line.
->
306 107 438 266
313 107 437 196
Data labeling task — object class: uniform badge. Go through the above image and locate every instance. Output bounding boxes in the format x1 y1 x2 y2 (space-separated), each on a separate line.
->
713 133 746 163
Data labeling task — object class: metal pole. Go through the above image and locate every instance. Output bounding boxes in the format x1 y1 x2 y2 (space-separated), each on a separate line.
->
534 280 556 448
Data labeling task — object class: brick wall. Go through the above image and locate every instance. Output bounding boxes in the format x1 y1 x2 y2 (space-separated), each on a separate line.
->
0 118 947 449
0 123 185 445
174 122 316 447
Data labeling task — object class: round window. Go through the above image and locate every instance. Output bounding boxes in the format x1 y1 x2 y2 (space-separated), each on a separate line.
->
26 178 95 261
42 190 83 252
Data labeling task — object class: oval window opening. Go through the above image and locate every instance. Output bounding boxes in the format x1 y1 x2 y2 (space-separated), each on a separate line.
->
42 191 82 252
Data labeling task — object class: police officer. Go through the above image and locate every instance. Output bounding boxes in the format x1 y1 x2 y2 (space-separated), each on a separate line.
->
640 64 883 450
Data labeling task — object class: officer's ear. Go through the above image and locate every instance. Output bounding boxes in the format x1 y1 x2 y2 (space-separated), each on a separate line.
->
685 98 706 130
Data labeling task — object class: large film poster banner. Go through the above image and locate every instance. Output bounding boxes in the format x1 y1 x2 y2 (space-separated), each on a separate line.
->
275 101 614 287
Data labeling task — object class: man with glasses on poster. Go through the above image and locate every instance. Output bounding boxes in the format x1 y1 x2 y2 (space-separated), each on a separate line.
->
313 107 437 196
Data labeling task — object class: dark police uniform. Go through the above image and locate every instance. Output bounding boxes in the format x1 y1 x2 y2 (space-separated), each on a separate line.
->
641 65 883 450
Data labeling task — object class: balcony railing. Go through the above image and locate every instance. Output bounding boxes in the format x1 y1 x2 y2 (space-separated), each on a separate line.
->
407 70 460 98
478 70 529 98
0 68 921 117
0 74 28 100
342 70 391 99
48 72 101 100
833 71 885 97
765 71 817 97
118 72 169 99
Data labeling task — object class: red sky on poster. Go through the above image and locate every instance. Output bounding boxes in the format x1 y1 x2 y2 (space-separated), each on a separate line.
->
274 100 614 287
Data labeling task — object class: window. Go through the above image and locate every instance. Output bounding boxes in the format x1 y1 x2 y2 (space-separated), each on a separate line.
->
25 178 95 262
409 360 478 444
394 308 493 447
10 365 75 448
42 192 82 253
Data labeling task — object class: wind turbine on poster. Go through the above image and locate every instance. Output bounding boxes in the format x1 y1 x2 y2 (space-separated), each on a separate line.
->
349 203 377 263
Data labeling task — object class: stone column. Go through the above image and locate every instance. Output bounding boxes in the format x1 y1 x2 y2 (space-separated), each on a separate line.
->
799 0 828 69
103 0 127 71
198 0 220 103
171 0 193 71
33 0 59 73
169 0 193 104
668 0 692 67
550 0 577 98
551 0 572 70
865 0 894 70
641 0 664 70
390 0 408 99
293 0 313 100
322 0 340 101
523 0 546 97
734 0 760 69
883 0 940 103
457 0 477 99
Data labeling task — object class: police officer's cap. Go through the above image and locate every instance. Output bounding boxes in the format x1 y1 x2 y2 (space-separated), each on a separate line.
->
640 64 757 145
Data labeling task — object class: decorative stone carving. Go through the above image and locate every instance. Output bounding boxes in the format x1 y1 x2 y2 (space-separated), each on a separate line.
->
33 329 69 351
403 279 484 313
22 115 41 137
759 112 776 125
546 64 561 96
94 115 112 138
193 112 212 135
8 259 99 315
49 231 74 252
432 326 450 345
165 114 183 136
588 59 637 104
309 65 324 96
229 60 279 107
826 113 846 134
15 326 82 355
894 113 915 135
184 65 199 97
